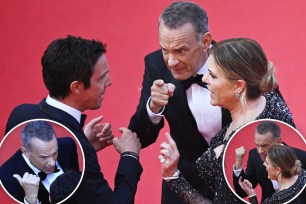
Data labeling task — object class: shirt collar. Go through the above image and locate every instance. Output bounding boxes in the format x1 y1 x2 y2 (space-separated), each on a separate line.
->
46 95 82 123
197 59 208 75
21 153 41 175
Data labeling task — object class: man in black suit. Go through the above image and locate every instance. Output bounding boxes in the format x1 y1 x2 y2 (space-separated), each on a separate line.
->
5 35 142 204
128 2 231 203
0 120 79 204
233 120 306 203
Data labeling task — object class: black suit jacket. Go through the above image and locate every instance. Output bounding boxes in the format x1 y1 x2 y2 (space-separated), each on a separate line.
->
233 146 306 203
0 137 79 204
128 49 232 203
5 99 143 204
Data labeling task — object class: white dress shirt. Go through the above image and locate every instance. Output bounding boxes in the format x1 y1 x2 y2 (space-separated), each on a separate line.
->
147 60 222 145
46 95 82 123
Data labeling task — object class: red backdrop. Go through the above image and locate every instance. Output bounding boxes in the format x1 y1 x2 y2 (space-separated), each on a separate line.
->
1 0 306 203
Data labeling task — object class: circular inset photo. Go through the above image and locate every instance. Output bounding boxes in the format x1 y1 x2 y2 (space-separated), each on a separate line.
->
0 119 85 204
223 119 306 204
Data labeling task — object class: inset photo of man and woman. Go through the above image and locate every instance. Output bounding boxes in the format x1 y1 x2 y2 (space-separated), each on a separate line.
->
223 119 306 204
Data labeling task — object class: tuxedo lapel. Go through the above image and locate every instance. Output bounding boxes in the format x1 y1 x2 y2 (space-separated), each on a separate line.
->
37 182 50 204
15 150 35 175
38 99 84 135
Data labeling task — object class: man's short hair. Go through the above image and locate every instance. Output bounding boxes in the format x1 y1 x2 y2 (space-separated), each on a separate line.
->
159 1 209 36
42 35 106 99
256 121 281 139
21 121 56 150
49 170 82 204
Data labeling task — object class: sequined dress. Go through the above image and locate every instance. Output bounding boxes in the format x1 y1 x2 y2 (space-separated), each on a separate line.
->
249 169 306 204
167 91 295 204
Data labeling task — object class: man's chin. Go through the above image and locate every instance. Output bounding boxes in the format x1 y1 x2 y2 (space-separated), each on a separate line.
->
44 169 54 174
171 72 189 81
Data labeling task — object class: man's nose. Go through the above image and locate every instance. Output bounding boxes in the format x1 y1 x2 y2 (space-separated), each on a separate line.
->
167 54 179 67
106 74 112 86
48 158 56 167
258 147 264 154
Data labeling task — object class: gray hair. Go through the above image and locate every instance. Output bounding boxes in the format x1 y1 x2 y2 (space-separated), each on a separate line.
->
256 121 281 139
21 121 56 150
159 1 209 38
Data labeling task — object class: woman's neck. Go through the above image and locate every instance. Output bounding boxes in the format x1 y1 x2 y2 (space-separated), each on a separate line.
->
226 96 266 136
278 175 298 191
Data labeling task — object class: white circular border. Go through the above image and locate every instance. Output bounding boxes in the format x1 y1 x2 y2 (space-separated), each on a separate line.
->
0 118 86 204
222 119 306 204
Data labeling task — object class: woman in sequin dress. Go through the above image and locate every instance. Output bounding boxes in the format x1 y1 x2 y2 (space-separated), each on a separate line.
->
239 146 306 204
158 38 295 204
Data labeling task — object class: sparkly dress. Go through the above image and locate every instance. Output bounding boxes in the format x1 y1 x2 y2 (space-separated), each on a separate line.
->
167 91 295 204
249 170 306 204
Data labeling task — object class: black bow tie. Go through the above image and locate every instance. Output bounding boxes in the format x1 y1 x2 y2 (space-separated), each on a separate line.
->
181 74 207 90
38 166 60 181
80 114 87 128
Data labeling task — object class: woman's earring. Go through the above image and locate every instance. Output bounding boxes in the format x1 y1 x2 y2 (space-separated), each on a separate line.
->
235 93 240 100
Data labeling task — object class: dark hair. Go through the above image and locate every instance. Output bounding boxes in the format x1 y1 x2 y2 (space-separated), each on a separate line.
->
42 35 106 99
49 170 82 204
256 121 281 139
268 146 301 178
21 120 56 150
159 2 209 37
210 38 277 108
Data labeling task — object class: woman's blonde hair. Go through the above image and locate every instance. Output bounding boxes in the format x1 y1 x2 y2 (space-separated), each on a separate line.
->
268 146 301 178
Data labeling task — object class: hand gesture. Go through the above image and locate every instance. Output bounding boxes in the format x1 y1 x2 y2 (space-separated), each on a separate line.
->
158 133 180 179
150 80 175 113
13 172 40 204
238 177 256 197
235 146 246 169
84 116 114 152
112 128 141 155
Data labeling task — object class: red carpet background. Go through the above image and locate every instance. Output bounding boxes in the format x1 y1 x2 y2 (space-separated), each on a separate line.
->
1 0 305 203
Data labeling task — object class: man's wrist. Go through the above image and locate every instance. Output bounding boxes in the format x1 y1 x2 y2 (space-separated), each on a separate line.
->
146 97 164 124
121 151 139 160
149 98 163 114
24 196 39 204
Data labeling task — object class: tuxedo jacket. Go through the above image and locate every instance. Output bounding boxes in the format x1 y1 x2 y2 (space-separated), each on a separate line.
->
128 49 232 203
5 99 143 204
0 137 79 204
233 146 306 203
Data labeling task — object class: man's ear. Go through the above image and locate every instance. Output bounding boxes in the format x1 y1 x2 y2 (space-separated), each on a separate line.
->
70 81 84 95
21 147 30 158
275 137 282 145
234 79 246 95
201 32 212 51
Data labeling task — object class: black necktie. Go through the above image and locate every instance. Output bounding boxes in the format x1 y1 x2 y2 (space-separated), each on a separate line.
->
181 74 207 90
80 114 87 128
38 166 60 181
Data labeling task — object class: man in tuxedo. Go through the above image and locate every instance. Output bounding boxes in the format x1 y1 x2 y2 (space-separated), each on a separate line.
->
0 120 79 204
5 35 142 204
233 120 306 203
128 2 231 203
